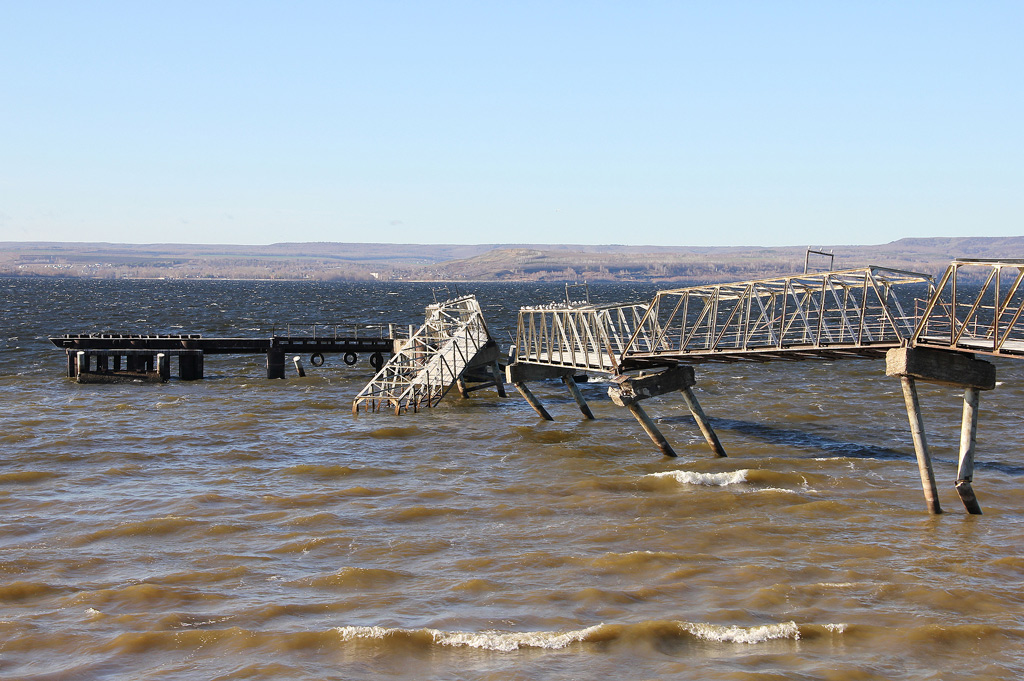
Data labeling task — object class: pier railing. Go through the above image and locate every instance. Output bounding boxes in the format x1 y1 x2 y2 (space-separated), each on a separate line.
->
913 259 1024 357
615 266 933 364
277 323 395 340
512 302 652 374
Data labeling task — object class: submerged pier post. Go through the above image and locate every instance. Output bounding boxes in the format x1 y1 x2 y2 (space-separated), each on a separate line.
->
900 376 943 515
156 353 170 381
887 347 996 515
292 356 306 378
267 346 286 379
626 403 677 457
514 382 554 420
490 362 507 398
609 366 721 458
562 375 595 420
956 387 983 514
680 386 726 457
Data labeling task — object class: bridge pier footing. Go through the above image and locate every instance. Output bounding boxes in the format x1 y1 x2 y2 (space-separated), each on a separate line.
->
887 347 995 515
609 366 726 458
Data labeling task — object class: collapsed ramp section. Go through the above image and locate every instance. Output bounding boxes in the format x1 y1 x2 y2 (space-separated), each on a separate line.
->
352 295 501 415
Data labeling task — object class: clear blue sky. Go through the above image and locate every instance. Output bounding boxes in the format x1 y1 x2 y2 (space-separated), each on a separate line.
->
1 1 1020 247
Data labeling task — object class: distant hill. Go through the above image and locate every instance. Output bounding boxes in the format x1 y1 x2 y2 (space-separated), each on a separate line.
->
1 237 1021 283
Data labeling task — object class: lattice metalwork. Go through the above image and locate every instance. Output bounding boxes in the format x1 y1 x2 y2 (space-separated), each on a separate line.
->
620 267 933 365
913 259 1024 358
353 296 492 414
513 303 652 374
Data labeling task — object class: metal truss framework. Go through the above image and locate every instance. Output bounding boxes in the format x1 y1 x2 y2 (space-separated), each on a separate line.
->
619 266 935 366
913 259 1024 358
353 295 493 414
512 303 652 374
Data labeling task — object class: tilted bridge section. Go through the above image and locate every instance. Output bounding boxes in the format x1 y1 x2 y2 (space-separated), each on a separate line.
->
508 259 1024 516
352 295 506 415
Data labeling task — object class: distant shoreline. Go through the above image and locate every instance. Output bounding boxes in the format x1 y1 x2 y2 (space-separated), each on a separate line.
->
2 237 1020 284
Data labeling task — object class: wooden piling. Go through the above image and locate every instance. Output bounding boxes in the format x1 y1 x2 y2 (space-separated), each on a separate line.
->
899 376 943 515
156 353 170 381
627 403 677 457
292 356 306 378
562 375 595 420
956 387 983 514
267 347 286 379
513 381 554 421
680 386 726 457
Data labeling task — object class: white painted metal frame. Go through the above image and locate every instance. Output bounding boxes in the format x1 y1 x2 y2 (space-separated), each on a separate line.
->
353 296 492 414
913 259 1024 357
513 303 651 374
615 267 933 364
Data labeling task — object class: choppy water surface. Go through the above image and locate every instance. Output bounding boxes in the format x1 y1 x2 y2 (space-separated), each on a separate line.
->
2 277 1023 680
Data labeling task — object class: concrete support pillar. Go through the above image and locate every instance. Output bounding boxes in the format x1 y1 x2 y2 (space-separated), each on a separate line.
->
627 403 677 458
562 375 595 420
956 387 983 514
76 351 87 377
514 382 553 421
680 386 726 457
899 376 943 515
67 350 77 377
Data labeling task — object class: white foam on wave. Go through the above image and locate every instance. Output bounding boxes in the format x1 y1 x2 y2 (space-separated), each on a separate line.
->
433 625 604 651
335 624 604 652
681 621 801 644
649 469 750 486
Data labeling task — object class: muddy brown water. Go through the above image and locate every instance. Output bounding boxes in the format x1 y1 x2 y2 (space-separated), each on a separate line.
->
2 277 1022 680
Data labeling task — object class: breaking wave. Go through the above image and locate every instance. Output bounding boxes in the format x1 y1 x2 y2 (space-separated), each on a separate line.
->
334 619 829 652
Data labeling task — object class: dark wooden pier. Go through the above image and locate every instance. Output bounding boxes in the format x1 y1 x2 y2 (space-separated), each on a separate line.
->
51 333 394 381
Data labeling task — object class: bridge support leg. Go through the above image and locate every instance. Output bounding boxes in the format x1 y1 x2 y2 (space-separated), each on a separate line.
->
899 376 943 515
956 387 983 515
680 386 726 457
562 375 595 420
627 403 677 457
490 362 507 398
513 382 553 421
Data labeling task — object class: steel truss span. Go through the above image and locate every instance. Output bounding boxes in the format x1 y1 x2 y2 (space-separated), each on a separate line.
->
353 295 494 415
